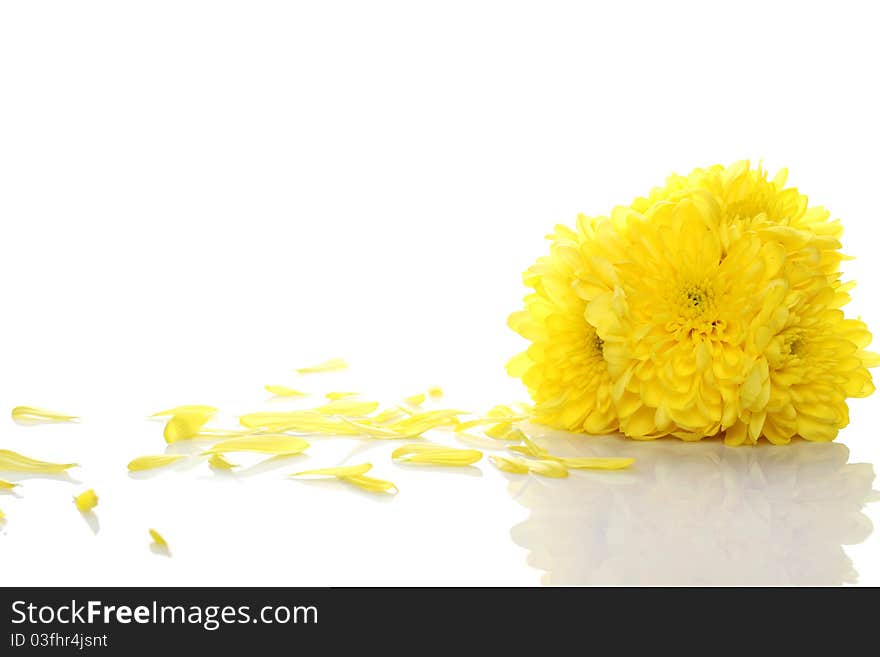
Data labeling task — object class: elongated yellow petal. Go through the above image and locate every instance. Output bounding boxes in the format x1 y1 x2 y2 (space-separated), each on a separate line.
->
289 463 397 494
558 456 635 470
73 489 99 512
208 453 237 470
489 455 531 474
485 422 517 440
151 404 217 418
239 411 363 435
325 391 359 400
291 463 373 478
265 385 308 397
372 407 406 424
11 406 78 423
523 458 569 478
0 509 5 521
404 393 426 406
149 528 168 549
0 479 19 490
203 435 310 456
127 454 186 472
164 410 215 444
507 433 548 458
427 386 444 398
313 400 379 416
296 358 348 374
455 416 529 433
391 443 482 467
0 449 77 473
388 409 467 434
343 474 398 494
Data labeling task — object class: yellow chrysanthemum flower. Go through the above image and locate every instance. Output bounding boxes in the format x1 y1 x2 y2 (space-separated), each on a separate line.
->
507 220 617 434
510 161 877 445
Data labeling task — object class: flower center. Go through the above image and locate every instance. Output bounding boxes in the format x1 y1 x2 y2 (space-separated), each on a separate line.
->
676 282 715 320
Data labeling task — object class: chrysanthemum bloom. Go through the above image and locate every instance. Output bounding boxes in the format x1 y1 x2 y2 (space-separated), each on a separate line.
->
507 220 617 434
583 193 788 439
511 161 877 444
728 281 878 445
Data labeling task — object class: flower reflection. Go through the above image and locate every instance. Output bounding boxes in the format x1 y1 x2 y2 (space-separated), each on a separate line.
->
508 431 877 585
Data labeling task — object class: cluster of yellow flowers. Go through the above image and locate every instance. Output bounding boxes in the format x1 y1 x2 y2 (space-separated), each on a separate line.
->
509 162 878 445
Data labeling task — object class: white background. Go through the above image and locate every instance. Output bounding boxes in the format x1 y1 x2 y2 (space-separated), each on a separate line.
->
1 1 878 585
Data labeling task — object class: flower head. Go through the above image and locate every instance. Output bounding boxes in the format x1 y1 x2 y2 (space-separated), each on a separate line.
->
510 162 877 444
508 220 617 434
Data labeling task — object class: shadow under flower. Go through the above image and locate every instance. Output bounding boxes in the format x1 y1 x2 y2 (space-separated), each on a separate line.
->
508 430 877 586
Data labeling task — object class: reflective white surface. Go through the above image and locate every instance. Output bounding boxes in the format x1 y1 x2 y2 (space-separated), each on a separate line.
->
508 431 877 586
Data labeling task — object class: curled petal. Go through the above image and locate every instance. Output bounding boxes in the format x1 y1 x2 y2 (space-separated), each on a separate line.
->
163 410 215 444
208 454 237 470
73 489 99 512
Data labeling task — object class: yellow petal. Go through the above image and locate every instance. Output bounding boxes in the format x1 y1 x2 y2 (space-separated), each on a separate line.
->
557 456 635 470
404 393 426 406
391 443 482 467
291 463 373 478
151 404 217 418
0 509 5 521
388 410 467 434
522 458 569 478
507 433 549 458
338 418 422 439
427 386 444 398
325 391 359 400
0 479 19 490
127 454 186 471
73 489 99 512
313 400 379 416
11 406 78 423
0 449 77 473
489 455 530 474
343 474 398 494
149 528 169 549
203 435 310 456
265 385 308 397
164 410 215 444
296 358 348 374
372 407 406 424
208 453 237 470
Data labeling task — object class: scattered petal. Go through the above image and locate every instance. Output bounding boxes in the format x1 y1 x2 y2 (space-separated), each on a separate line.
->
203 435 310 456
265 385 308 397
291 463 373 478
0 479 19 490
489 455 531 474
344 474 398 494
208 453 238 470
427 386 444 398
0 449 77 473
149 528 169 549
325 391 359 400
290 463 397 494
404 393 426 406
388 410 467 435
73 489 99 512
11 406 78 423
372 407 406 424
520 458 569 478
127 454 186 472
391 443 482 467
296 358 348 374
163 410 215 444
151 404 217 418
558 456 635 470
